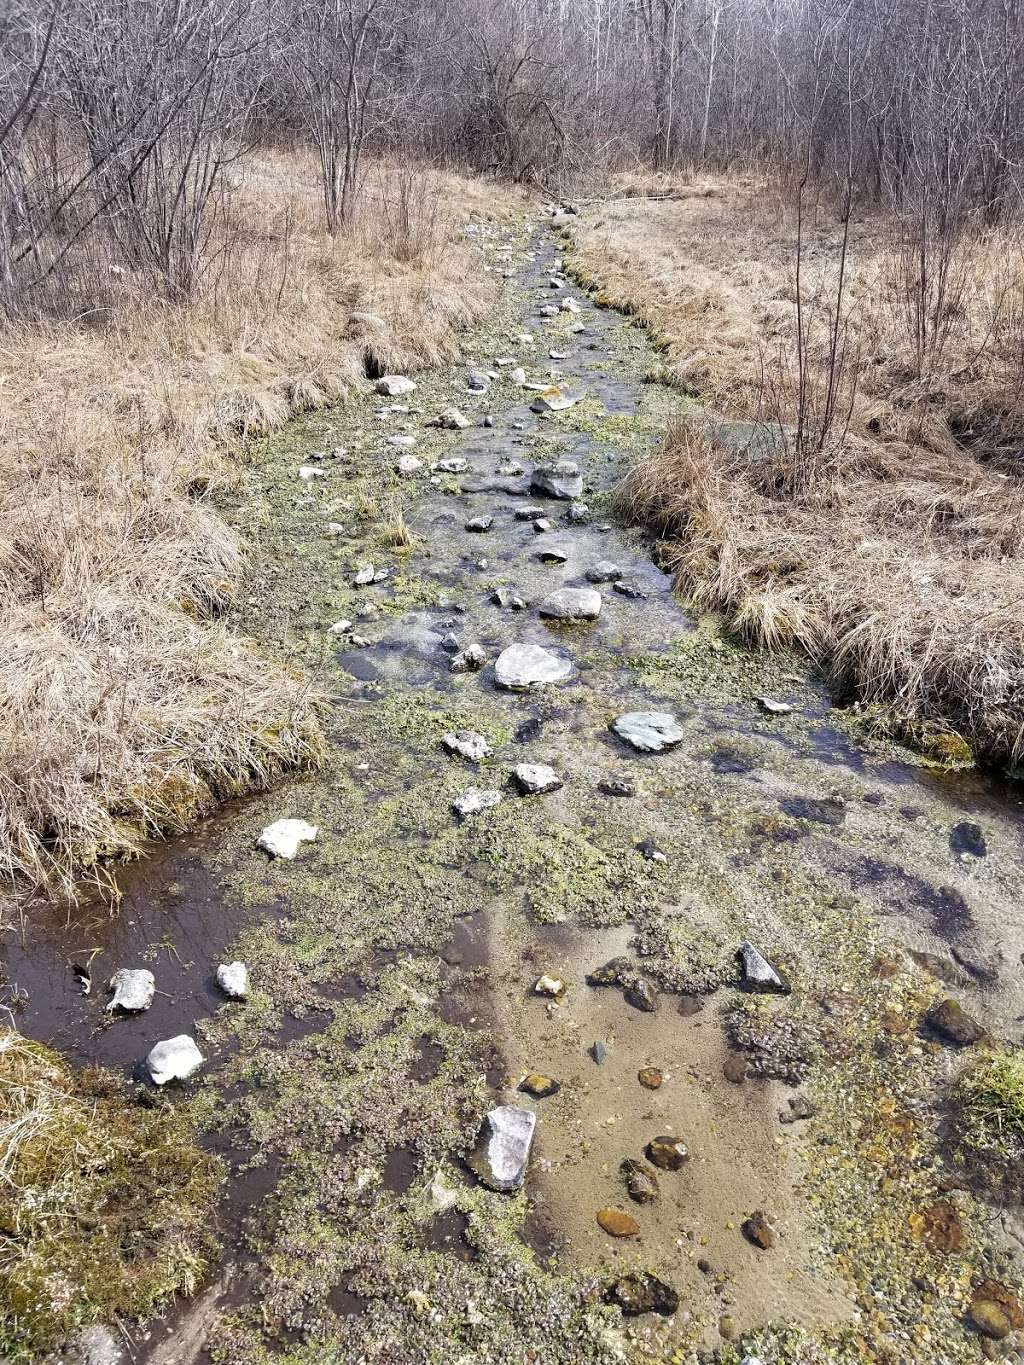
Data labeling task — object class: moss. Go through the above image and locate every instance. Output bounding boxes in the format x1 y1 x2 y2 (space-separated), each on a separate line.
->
0 1032 221 1360
956 1047 1024 1161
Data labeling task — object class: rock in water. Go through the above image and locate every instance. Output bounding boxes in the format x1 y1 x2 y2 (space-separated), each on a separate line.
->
927 997 986 1046
757 695 795 715
611 712 685 753
646 1136 689 1170
621 1157 659 1204
530 386 579 414
146 1035 204 1086
465 515 493 532
453 787 503 820
257 819 319 859
106 968 155 1013
539 588 601 621
217 961 249 999
468 1105 536 1192
530 460 584 500
737 940 790 994
597 1207 640 1237
513 763 563 795
586 560 624 583
434 407 471 430
605 1273 679 1317
436 457 467 473
494 643 572 689
450 644 486 673
376 375 416 397
624 978 658 1012
442 730 492 761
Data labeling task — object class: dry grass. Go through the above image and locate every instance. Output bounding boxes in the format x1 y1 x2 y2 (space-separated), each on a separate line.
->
0 151 524 904
0 1028 220 1358
575 174 1024 763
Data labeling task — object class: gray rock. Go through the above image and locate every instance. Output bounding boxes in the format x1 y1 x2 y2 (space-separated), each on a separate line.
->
468 1105 536 1192
624 978 658 1012
495 642 572 689
738 941 791 994
216 961 249 999
531 460 583 500
106 968 155 1013
587 561 624 583
509 366 527 385
533 518 554 533
591 1040 607 1064
387 434 417 448
565 501 590 524
466 515 493 533
539 588 601 621
436 457 468 474
537 546 569 564
442 730 492 761
396 454 423 475
492 585 527 610
70 1325 122 1365
611 712 685 753
450 644 486 673
146 1035 204 1086
467 369 490 391
376 375 416 397
498 461 524 476
757 696 794 715
481 413 496 427
560 296 582 314
613 579 650 600
352 563 376 586
453 787 503 819
513 763 563 795
434 407 471 430
515 505 546 520
538 304 560 318
530 387 579 414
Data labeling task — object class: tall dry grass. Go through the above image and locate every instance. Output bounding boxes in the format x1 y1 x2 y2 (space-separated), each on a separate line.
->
0 150 521 904
574 175 1024 763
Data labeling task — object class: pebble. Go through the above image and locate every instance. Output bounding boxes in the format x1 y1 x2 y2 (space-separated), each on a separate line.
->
742 1209 776 1250
216 961 249 999
492 586 527 610
450 644 486 673
256 818 318 859
106 968 155 1013
534 973 566 999
613 579 649 599
442 730 492 761
621 1157 660 1204
723 1054 747 1084
599 777 634 797
591 1040 607 1065
646 1136 688 1170
513 763 563 795
637 839 667 862
452 787 502 819
638 1066 663 1089
519 1073 560 1098
624 978 658 1012
597 1207 640 1237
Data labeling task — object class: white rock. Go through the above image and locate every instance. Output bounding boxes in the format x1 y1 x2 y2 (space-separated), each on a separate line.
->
256 818 319 859
442 730 492 761
397 454 423 475
434 407 470 430
531 460 583 499
146 1035 204 1086
757 696 795 714
468 1105 536 1192
611 712 685 753
376 375 416 397
509 367 527 386
494 356 517 367
453 787 503 819
324 522 345 536
297 465 326 481
106 968 155 1013
534 973 565 996
539 304 560 318
531 386 578 414
435 457 467 473
216 961 249 999
427 1168 459 1212
514 764 562 795
494 642 572 690
353 563 375 586
387 434 417 447
560 297 582 313
539 588 601 621
516 333 535 346
328 619 353 636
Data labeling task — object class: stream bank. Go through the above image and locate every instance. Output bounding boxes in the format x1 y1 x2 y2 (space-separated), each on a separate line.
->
15 216 1024 1364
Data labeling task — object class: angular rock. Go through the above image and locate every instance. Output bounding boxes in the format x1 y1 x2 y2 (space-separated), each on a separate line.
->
436 457 468 474
531 387 579 414
466 369 490 391
624 978 658 1012
146 1035 204 1086
442 730 492 761
638 839 667 863
613 578 650 599
586 561 623 583
494 642 572 690
534 973 566 998
513 763 563 795
611 712 684 753
646 1136 688 1170
565 501 590 524
533 517 554 533
586 958 633 987
597 1207 640 1237
621 1157 659 1204
742 1210 776 1250
450 644 486 673
737 940 790 994
106 968 155 1013
433 407 470 430
492 585 527 611
969 1281 1024 1340
257 818 319 859
216 961 249 999
519 1073 560 1098
531 460 583 500
757 696 795 715
509 366 527 385
376 375 416 397
468 1105 536 1192
591 1040 607 1064
539 588 601 621
561 296 582 313
497 460 524 476
515 505 546 521
466 515 493 532
605 1273 679 1317
537 546 569 565
353 563 376 586
927 997 986 1046
599 777 634 797
453 787 502 820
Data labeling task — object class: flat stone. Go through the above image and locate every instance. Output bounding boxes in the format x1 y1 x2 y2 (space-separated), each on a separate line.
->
216 961 249 999
257 818 318 859
494 643 572 689
927 997 986 1046
621 1157 660 1203
387 433 417 447
531 386 579 413
587 561 623 584
742 1210 776 1250
435 457 467 473
106 968 155 1013
376 375 416 397
605 1273 679 1317
533 517 554 533
352 563 376 586
513 763 563 795
468 1105 535 1192
519 1073 560 1098
531 460 583 500
297 465 326 481
453 787 502 820
646 1136 688 1171
539 588 601 621
613 579 650 599
624 978 658 1012
534 973 566 999
723 1053 747 1084
146 1035 204 1086
599 777 634 797
737 940 790 994
515 505 546 520
442 730 492 761
757 695 794 714
537 546 569 564
611 712 684 753
597 1207 640 1237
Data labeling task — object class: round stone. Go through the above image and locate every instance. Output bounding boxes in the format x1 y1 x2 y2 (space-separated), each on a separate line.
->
597 1207 640 1237
645 1136 688 1170
494 643 572 690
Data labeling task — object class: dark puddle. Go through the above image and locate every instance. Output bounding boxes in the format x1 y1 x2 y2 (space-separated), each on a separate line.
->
846 854 974 938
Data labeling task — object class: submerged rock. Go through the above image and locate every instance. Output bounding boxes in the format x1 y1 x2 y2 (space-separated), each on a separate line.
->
927 997 986 1046
106 968 155 1014
442 730 492 761
605 1273 679 1317
646 1136 688 1170
624 978 658 1012
597 1207 640 1237
513 763 563 795
611 712 684 753
621 1157 659 1204
452 787 502 820
468 1105 535 1192
531 460 583 500
539 588 601 621
530 386 579 414
146 1035 204 1086
450 644 487 673
612 579 649 600
757 695 795 715
216 961 249 999
737 940 790 994
257 819 319 860
494 642 572 689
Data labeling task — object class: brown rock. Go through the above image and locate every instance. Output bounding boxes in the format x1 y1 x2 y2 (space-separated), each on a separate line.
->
605 1273 678 1316
926 998 986 1047
911 1201 963 1253
519 1073 560 1098
722 1053 747 1084
624 978 658 1012
742 1210 776 1249
638 1066 663 1090
678 994 703 1017
620 1157 659 1204
645 1136 688 1170
597 1207 640 1237
718 1315 737 1340
969 1281 1024 1340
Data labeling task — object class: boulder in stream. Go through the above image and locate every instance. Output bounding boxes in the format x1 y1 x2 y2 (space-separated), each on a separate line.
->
467 1104 536 1192
106 968 155 1013
539 588 601 621
146 1035 204 1086
531 460 583 500
611 712 684 753
217 961 249 1000
494 642 572 689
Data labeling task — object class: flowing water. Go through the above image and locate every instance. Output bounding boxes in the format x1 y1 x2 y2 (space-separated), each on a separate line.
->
11 221 1024 1363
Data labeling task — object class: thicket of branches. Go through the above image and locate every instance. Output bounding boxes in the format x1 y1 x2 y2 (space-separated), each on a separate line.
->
2 0 1023 320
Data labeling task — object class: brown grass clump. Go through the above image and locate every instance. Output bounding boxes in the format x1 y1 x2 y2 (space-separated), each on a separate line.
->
0 152 523 903
576 174 1024 762
0 1029 221 1359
